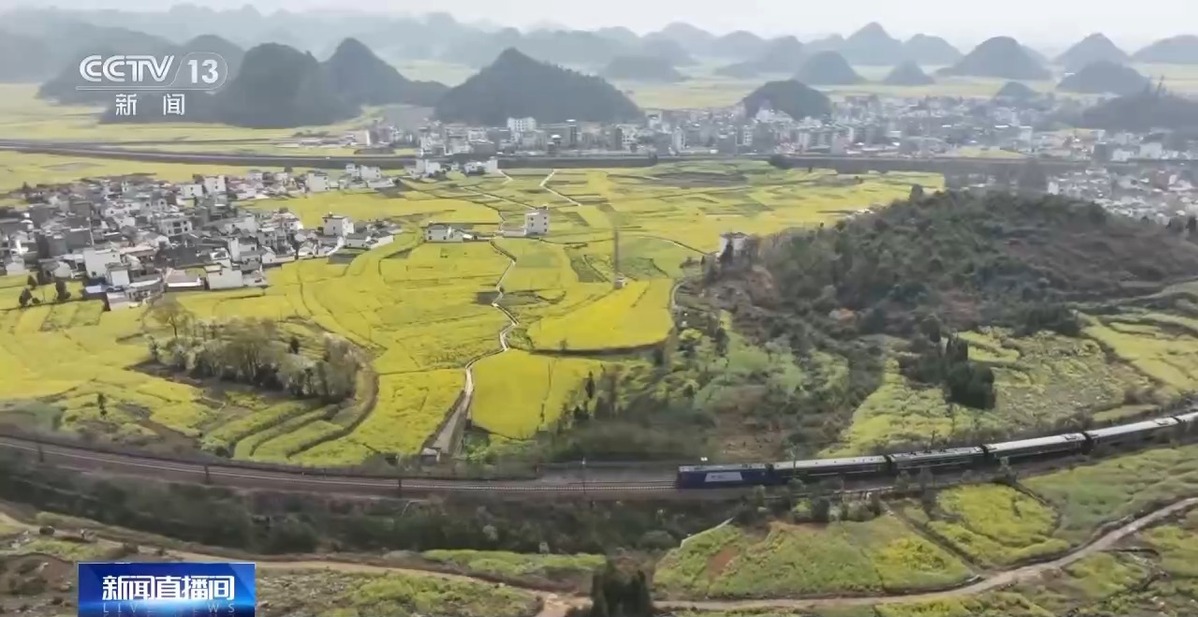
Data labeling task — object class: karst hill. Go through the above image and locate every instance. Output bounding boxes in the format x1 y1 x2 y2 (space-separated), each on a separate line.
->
938 36 1051 80
435 48 642 125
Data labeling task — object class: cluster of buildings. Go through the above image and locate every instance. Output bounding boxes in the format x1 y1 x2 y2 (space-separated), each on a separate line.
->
1047 167 1198 224
367 92 1195 166
423 206 550 243
0 167 402 311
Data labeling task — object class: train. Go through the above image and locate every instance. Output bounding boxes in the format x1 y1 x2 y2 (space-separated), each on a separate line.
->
675 408 1198 489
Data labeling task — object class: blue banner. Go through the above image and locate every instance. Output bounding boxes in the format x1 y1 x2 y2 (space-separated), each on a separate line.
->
78 562 256 617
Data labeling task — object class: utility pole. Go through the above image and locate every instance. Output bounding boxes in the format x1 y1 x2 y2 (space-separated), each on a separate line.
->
203 465 211 485
35 439 44 463
581 457 588 499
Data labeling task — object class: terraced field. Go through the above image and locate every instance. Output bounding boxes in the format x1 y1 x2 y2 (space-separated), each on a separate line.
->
0 160 942 465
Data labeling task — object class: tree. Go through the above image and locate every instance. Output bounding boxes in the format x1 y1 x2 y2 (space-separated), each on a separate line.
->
909 184 925 201
26 275 36 289
585 373 595 399
54 279 70 303
18 287 32 309
917 466 934 492
289 336 301 355
97 393 108 418
147 295 193 339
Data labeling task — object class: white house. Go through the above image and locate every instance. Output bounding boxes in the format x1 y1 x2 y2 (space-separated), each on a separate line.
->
524 207 549 236
412 159 443 178
202 175 227 194
306 172 330 193
82 247 122 279
247 170 265 184
156 216 193 237
271 212 304 233
321 214 355 238
507 117 537 134
344 233 373 249
105 263 131 288
179 183 204 199
205 264 245 290
463 158 501 175
346 164 383 182
424 223 464 243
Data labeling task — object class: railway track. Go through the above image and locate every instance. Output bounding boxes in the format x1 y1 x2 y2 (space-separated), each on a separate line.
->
0 435 688 500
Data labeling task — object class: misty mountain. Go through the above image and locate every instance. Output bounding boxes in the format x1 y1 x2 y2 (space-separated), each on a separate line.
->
102 42 361 128
883 61 935 86
647 22 718 55
1132 35 1198 64
441 28 627 68
37 26 179 105
1055 33 1130 71
602 55 686 82
0 31 56 82
594 26 640 47
1021 45 1051 66
714 62 762 78
1057 61 1150 96
804 34 847 54
902 34 963 65
35 31 243 104
4 5 474 62
937 37 1051 80
742 80 832 121
182 34 246 77
638 39 697 66
795 51 865 85
994 80 1039 102
717 36 806 77
324 38 448 106
710 31 769 60
841 22 905 65
434 48 641 125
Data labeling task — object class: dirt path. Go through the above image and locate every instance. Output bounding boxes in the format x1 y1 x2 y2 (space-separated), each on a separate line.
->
4 498 1197 615
427 242 519 455
657 497 1198 612
541 170 582 207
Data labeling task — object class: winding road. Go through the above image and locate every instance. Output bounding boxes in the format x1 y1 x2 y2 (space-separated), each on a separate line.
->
2 496 1194 617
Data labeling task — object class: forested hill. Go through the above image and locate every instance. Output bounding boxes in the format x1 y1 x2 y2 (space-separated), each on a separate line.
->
715 191 1198 342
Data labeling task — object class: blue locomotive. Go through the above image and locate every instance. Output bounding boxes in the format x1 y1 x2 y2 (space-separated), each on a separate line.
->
675 407 1197 489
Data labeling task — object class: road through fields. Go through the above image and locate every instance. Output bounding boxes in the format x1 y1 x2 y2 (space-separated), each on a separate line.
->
1 495 1195 616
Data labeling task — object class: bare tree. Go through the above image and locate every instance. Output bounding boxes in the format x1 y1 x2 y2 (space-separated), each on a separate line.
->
147 295 193 339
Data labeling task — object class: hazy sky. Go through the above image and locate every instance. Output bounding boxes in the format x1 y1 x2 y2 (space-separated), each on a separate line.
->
20 0 1197 49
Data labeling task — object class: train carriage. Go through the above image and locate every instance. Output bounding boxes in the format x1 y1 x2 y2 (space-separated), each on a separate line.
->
675 463 774 489
983 433 1087 463
773 456 890 482
887 447 986 472
1084 417 1181 448
1172 410 1198 428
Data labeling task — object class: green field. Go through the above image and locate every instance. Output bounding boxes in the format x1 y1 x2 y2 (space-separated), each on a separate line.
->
653 514 973 599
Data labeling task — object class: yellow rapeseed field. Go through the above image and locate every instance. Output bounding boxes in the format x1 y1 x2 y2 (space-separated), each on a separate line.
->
469 350 605 438
527 280 674 351
0 161 950 465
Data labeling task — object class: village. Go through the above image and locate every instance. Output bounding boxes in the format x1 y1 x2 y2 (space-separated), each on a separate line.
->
0 156 534 311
